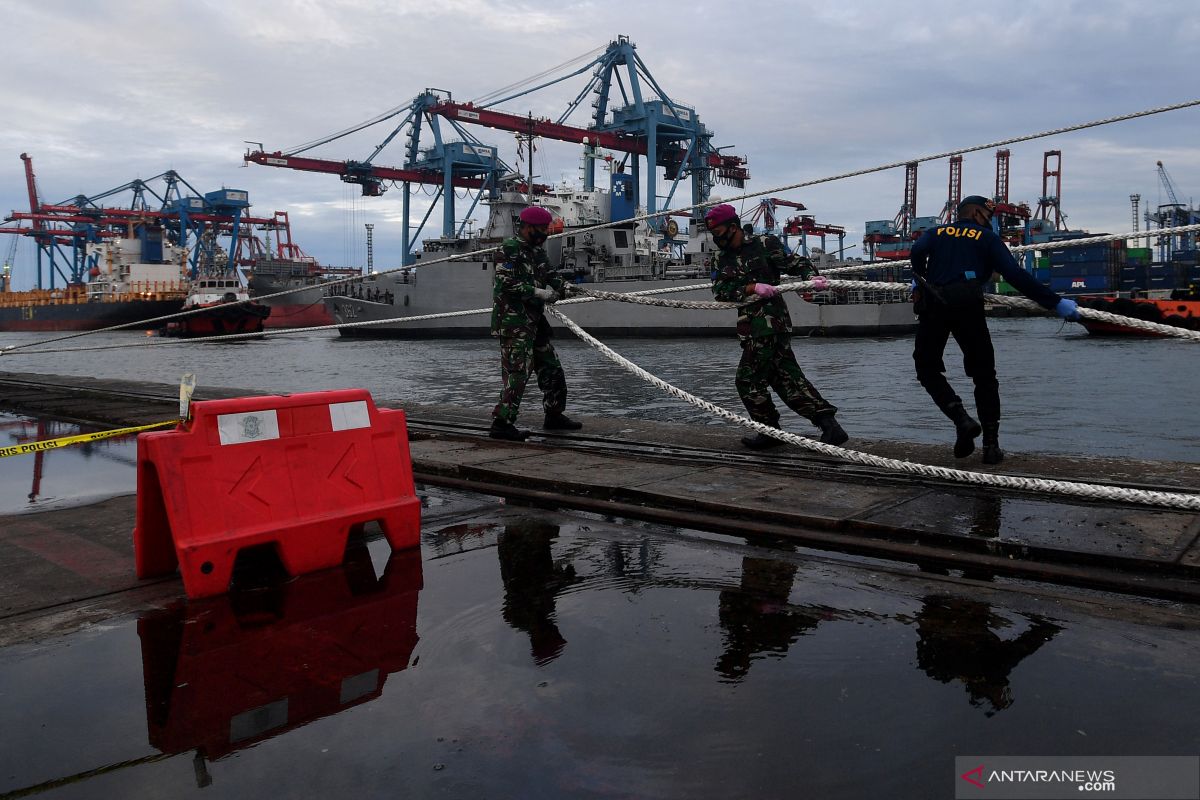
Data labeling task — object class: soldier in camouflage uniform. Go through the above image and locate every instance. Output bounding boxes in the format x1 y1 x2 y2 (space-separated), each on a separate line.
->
489 206 584 441
706 204 849 449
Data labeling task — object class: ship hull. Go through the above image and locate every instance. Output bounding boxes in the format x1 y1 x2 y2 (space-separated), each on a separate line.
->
0 298 186 332
248 276 336 329
1077 295 1200 337
324 260 917 339
163 302 271 338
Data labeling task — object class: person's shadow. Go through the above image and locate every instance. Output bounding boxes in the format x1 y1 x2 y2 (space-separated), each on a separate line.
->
914 595 1061 715
497 519 581 666
716 556 823 682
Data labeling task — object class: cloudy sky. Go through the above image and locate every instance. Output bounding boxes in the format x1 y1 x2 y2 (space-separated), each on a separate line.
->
2 0 1197 287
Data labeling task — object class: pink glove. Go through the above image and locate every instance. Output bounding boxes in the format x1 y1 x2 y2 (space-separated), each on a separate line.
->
751 282 780 299
810 276 830 291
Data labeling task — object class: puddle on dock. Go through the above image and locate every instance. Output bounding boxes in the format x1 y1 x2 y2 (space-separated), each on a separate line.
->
0 412 137 514
1 503 1198 798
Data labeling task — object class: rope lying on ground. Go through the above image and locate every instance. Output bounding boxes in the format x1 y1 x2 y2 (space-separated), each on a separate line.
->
548 307 1200 511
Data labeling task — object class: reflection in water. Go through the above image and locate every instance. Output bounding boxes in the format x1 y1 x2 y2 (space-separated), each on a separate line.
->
716 556 823 682
497 519 581 666
137 544 422 784
0 414 139 511
914 596 1061 715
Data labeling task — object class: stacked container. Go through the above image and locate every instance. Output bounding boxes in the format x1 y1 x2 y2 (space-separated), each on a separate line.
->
1043 235 1122 295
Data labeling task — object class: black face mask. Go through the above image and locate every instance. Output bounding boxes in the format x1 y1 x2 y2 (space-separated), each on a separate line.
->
527 230 548 246
711 228 733 249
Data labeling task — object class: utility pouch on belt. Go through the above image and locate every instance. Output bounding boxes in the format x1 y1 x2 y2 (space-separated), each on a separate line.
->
936 278 985 308
921 275 988 311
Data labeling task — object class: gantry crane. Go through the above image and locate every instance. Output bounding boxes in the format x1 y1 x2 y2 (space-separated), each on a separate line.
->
938 155 962 224
1034 150 1065 231
989 149 1030 245
4 154 291 287
744 199 807 235
1149 160 1198 261
245 36 749 264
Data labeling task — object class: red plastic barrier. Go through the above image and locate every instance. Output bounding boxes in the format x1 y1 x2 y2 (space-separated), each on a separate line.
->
133 389 421 599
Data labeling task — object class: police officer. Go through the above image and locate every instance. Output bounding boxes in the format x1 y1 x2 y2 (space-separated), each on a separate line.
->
490 206 582 441
910 195 1080 464
706 204 849 448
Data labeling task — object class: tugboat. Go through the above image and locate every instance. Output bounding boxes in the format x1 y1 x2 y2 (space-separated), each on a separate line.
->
1077 284 1200 336
163 277 270 338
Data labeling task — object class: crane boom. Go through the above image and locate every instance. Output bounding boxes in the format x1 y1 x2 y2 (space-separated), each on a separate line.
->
1156 160 1181 206
243 150 499 195
429 100 748 177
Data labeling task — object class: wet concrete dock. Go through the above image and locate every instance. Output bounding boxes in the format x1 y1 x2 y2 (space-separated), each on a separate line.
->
3 371 1200 798
2 370 1199 604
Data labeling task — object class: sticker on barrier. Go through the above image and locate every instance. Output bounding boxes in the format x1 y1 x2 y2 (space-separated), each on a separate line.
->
132 389 421 599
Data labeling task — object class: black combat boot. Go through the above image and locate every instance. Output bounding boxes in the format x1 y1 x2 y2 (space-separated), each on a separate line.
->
489 418 529 442
981 423 1003 465
742 423 786 449
814 413 849 446
945 402 982 459
543 413 583 431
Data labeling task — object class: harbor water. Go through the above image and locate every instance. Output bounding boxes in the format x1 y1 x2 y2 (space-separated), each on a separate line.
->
0 316 1195 461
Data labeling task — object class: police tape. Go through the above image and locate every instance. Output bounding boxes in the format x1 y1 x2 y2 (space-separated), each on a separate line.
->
0 420 179 459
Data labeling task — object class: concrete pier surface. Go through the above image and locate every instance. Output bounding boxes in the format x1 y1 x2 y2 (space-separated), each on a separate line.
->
1 370 1198 606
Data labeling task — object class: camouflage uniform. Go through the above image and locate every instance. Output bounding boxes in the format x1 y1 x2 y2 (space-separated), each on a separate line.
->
491 236 569 424
711 234 837 426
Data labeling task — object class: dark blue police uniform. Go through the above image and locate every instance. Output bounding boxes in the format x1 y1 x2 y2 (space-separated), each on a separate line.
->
909 219 1062 437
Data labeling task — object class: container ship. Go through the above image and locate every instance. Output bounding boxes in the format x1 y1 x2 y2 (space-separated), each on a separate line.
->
0 233 188 332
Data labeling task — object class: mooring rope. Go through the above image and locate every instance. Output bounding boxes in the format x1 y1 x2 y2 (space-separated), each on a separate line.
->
7 99 1198 352
571 278 1200 341
548 307 1200 511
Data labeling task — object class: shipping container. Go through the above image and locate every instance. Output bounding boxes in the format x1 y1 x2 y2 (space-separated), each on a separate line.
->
1049 275 1110 292
1049 261 1111 277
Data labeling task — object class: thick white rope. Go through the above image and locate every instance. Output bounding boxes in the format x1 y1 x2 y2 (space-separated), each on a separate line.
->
0 285 717 354
820 221 1200 275
549 307 1200 511
9 99 1198 352
571 279 1200 340
7 273 1197 355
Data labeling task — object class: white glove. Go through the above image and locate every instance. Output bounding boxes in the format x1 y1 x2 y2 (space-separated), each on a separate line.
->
810 276 830 291
751 282 780 299
533 287 558 302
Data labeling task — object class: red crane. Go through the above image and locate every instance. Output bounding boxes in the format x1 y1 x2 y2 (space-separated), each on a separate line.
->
427 100 750 182
243 150 511 196
938 155 962 224
994 149 1010 204
745 198 806 233
1035 150 1065 231
894 162 918 237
